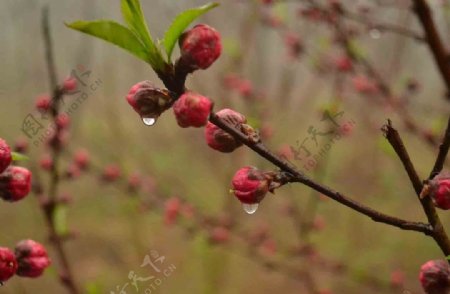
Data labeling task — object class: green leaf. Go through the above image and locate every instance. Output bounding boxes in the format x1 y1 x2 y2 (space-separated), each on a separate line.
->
11 152 28 161
162 2 219 61
66 20 150 63
67 15 166 72
120 0 152 45
54 205 68 236
120 0 166 71
446 255 450 261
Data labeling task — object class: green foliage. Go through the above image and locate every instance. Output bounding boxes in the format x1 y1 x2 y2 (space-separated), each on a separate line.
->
162 2 219 62
67 1 219 72
11 152 28 161
120 0 165 71
65 20 151 64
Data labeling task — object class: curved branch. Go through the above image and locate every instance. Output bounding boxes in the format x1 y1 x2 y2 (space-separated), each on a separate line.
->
383 120 450 256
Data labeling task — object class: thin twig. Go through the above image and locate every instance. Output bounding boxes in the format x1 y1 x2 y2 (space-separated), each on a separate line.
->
40 7 79 294
412 0 450 92
382 120 450 257
430 116 450 179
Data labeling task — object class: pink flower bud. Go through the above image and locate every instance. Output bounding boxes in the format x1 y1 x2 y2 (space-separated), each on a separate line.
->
13 138 28 154
0 139 12 174
237 79 253 97
277 144 294 161
259 238 277 256
260 124 274 140
334 55 353 72
205 108 246 153
231 166 270 204
0 247 17 282
62 77 77 92
126 81 173 122
15 240 51 278
65 163 80 179
127 173 141 191
179 24 222 70
46 130 69 150
56 114 70 129
209 227 230 244
429 175 450 210
173 92 213 128
181 203 195 219
0 166 32 202
390 269 405 288
35 95 52 112
312 215 326 231
101 165 121 182
419 260 450 293
352 75 379 94
164 197 181 226
39 154 53 171
73 149 90 170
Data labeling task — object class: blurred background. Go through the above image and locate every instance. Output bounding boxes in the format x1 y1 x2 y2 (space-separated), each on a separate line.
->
1 0 450 293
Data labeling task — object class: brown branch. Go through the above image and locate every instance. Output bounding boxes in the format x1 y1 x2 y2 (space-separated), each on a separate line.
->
412 0 450 93
430 116 450 179
382 120 450 257
207 112 431 235
40 7 79 294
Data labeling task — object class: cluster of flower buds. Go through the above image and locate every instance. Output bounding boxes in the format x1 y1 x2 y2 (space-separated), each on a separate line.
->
125 24 292 213
0 138 31 202
0 240 51 283
126 24 222 127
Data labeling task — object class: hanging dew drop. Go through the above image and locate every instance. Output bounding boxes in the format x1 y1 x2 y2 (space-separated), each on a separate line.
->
142 117 156 126
242 203 259 214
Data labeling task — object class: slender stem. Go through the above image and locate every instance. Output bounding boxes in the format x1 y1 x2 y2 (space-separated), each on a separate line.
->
430 116 450 179
41 7 79 294
383 121 450 257
412 0 450 92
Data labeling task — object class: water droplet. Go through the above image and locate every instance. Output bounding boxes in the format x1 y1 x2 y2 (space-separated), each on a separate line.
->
369 29 381 39
242 203 259 214
142 117 156 126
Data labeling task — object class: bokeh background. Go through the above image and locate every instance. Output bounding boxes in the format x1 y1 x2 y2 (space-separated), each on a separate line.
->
1 0 450 293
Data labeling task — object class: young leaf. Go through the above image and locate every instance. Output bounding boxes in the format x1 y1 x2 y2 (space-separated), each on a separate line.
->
163 2 220 61
120 0 167 72
66 20 150 62
11 152 28 162
120 0 152 46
